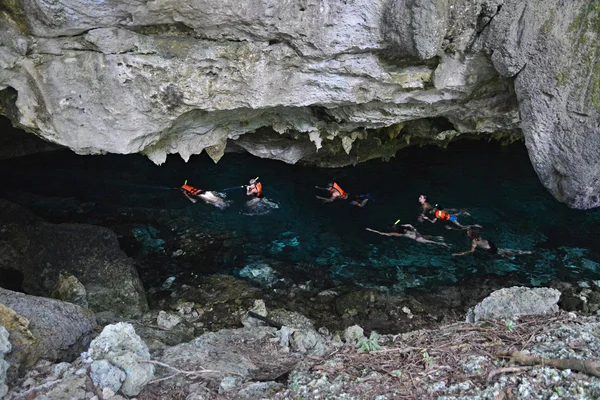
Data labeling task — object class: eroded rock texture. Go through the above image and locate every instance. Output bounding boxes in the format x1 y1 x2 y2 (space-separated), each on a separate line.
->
0 0 598 208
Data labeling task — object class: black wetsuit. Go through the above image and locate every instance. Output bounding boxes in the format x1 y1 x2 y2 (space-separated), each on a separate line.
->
487 240 498 254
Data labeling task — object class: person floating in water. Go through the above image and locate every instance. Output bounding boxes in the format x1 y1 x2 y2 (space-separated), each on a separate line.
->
350 193 374 208
452 227 532 257
425 204 481 230
180 181 230 209
418 194 434 221
243 177 278 215
246 177 263 198
366 220 450 248
316 182 349 202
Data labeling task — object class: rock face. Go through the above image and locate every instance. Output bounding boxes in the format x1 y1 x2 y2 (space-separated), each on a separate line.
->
0 0 598 208
86 323 154 396
0 326 10 398
0 288 96 378
0 199 148 317
466 286 561 323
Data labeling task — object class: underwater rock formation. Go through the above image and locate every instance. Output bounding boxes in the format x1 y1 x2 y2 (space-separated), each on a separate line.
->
0 199 148 317
0 0 598 208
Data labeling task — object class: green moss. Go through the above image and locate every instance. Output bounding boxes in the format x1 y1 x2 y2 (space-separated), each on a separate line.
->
0 0 29 35
556 70 569 87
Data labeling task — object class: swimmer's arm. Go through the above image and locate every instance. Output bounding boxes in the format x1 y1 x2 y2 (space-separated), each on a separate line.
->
316 195 336 202
182 191 197 204
366 228 395 237
400 224 416 230
452 241 477 256
315 186 328 191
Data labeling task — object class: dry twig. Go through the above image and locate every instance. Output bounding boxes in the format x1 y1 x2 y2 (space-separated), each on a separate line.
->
498 350 600 378
140 359 242 384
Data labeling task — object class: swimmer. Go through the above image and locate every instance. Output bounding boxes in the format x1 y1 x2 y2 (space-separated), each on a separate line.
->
246 177 263 198
180 181 230 209
426 205 481 230
419 194 471 222
418 194 434 221
350 194 374 208
316 182 349 202
366 221 450 248
452 227 532 257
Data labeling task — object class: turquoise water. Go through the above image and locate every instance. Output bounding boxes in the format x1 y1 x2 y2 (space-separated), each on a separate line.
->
1 139 599 291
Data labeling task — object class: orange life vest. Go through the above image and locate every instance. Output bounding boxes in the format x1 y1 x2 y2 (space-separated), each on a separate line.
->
435 209 451 220
181 184 202 197
255 182 263 197
249 182 263 197
329 182 348 198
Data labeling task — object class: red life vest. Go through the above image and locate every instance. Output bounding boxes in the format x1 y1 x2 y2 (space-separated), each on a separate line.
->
329 182 348 198
435 209 451 220
181 184 202 196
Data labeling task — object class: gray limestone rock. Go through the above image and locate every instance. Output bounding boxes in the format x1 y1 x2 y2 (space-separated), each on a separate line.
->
90 359 126 393
485 0 600 209
156 311 182 330
160 327 298 389
236 381 284 399
51 271 89 309
0 326 10 398
343 325 365 344
86 323 154 396
0 288 96 377
467 286 561 323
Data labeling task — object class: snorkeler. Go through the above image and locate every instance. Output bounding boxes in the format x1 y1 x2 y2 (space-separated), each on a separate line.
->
246 177 263 198
366 221 450 248
180 181 230 209
316 182 349 202
426 205 481 230
452 227 532 257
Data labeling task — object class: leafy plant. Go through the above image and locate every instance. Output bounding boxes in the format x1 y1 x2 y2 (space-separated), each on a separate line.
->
504 319 516 331
421 349 434 367
358 331 381 353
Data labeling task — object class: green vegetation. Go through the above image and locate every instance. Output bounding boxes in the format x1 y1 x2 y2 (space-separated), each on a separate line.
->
357 331 381 353
556 70 569 87
0 0 29 35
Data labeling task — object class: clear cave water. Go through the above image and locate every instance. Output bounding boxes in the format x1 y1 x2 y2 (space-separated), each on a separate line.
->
1 130 600 294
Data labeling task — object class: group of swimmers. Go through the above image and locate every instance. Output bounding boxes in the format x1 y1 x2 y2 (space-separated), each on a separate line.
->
180 179 531 258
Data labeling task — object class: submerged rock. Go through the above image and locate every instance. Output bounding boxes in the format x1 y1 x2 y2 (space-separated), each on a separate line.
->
466 286 561 322
0 288 96 379
0 199 148 317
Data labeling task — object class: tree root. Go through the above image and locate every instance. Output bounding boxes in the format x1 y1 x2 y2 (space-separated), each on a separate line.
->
498 349 600 378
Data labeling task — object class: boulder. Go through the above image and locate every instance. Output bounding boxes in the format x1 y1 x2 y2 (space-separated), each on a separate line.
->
0 288 96 378
159 327 298 392
0 199 148 317
0 326 10 398
86 323 154 396
466 286 561 323
51 271 88 309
